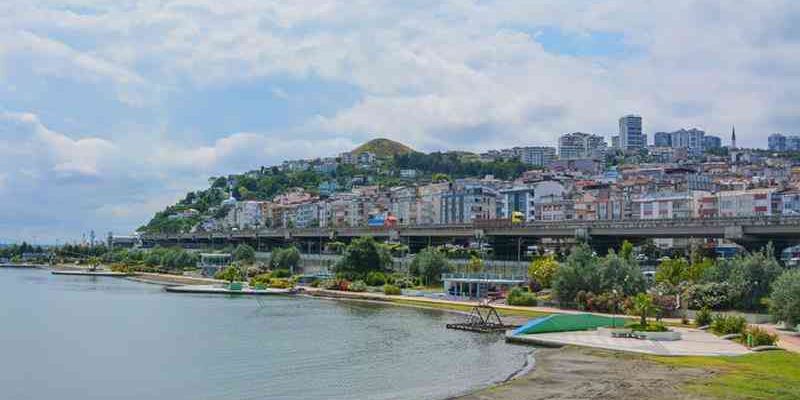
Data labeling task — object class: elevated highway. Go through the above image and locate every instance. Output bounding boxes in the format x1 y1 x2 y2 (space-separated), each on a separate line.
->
141 216 800 253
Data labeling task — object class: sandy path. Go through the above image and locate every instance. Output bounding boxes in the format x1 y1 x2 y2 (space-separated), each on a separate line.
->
454 347 712 400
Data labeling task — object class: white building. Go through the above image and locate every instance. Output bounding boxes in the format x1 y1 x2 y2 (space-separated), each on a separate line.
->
558 132 607 160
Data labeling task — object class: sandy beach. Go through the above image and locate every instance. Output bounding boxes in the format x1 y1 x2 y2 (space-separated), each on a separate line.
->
454 346 713 400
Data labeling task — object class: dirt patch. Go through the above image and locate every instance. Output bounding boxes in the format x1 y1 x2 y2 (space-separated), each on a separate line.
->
454 346 714 400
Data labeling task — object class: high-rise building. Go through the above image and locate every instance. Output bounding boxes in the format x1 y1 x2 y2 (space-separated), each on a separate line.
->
665 128 706 156
619 115 645 151
769 134 787 152
703 135 722 150
653 132 672 147
558 132 607 159
611 135 620 149
514 146 556 167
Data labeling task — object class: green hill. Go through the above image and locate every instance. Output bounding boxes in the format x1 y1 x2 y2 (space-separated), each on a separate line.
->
350 138 415 158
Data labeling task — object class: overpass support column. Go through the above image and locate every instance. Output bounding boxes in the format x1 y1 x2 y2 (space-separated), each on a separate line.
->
724 226 744 241
575 227 590 243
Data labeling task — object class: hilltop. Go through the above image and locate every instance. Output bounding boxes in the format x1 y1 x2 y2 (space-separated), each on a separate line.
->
350 138 416 158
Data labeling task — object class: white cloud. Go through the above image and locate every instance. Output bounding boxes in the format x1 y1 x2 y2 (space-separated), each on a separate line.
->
0 1 799 242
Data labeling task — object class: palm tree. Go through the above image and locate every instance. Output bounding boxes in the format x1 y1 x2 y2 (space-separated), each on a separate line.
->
632 293 658 326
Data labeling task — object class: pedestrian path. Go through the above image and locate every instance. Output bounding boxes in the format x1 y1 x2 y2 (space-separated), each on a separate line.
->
508 327 750 356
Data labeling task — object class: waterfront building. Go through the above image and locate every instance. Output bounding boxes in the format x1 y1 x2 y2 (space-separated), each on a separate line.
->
619 115 645 151
558 132 607 160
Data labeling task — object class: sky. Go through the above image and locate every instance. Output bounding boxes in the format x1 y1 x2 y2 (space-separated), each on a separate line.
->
1 0 799 244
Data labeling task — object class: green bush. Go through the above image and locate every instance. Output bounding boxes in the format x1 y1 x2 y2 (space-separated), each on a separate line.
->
383 284 402 295
770 269 800 327
215 266 243 282
249 273 272 287
627 322 669 332
741 326 778 347
268 278 292 289
710 314 747 335
349 280 368 292
695 307 713 327
507 288 538 306
392 276 417 289
321 279 339 290
270 269 292 279
365 271 387 286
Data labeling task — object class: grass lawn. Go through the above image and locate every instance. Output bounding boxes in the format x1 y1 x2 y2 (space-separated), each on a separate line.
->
649 351 800 400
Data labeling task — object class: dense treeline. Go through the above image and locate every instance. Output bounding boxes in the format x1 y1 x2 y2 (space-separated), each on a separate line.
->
394 152 529 180
0 242 47 260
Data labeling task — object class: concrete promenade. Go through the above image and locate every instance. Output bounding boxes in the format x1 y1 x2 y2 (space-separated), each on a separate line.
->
509 327 750 357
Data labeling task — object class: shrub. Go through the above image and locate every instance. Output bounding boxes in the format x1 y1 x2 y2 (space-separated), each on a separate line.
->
383 284 402 295
349 280 368 292
321 279 339 290
710 314 747 335
110 263 130 273
507 288 538 306
695 307 713 327
365 271 387 287
627 322 669 332
336 279 351 292
769 269 800 327
270 269 292 279
249 273 272 287
268 278 292 289
741 326 778 347
687 282 732 310
528 255 559 289
392 276 417 289
215 266 243 282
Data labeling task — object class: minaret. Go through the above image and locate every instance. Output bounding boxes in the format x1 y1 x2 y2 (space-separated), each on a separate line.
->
731 125 737 149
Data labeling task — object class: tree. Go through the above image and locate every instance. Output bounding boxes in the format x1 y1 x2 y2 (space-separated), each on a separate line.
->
334 237 392 279
656 257 691 287
410 247 451 285
528 255 559 289
599 251 646 296
215 265 244 283
769 269 800 327
631 293 658 326
270 247 301 272
233 244 256 264
552 244 601 306
466 255 483 273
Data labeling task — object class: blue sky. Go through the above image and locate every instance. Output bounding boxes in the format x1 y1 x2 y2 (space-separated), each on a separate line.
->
1 0 799 243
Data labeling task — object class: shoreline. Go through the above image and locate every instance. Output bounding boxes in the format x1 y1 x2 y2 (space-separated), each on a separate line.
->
452 346 714 400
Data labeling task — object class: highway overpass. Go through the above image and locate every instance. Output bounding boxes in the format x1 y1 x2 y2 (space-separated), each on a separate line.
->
139 216 800 255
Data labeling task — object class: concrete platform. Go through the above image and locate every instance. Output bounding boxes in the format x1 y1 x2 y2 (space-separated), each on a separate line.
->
165 284 294 296
51 270 131 277
507 327 750 357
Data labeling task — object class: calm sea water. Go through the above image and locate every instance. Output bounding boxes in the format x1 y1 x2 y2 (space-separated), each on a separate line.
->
0 268 532 400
